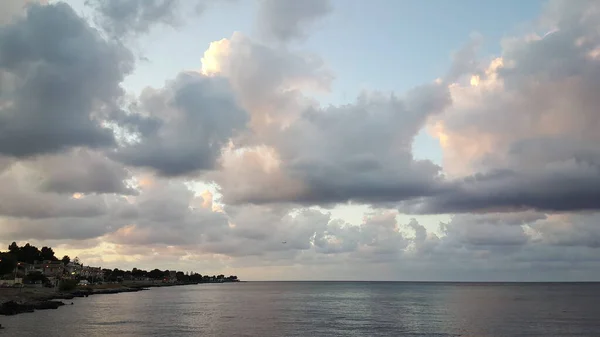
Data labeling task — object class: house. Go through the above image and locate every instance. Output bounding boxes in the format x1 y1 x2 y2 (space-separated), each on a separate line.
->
81 266 103 281
66 262 82 275
33 261 64 277
14 262 32 277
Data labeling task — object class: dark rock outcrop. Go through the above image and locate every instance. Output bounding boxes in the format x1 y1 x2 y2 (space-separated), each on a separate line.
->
0 300 65 315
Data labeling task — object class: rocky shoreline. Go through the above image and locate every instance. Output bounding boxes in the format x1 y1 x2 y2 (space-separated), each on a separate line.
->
0 283 193 316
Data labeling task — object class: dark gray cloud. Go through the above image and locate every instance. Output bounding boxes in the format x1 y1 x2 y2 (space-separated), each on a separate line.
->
0 166 109 219
28 149 137 195
256 0 332 43
111 72 249 176
1 217 124 241
275 86 450 205
0 2 133 158
0 193 132 241
400 163 600 214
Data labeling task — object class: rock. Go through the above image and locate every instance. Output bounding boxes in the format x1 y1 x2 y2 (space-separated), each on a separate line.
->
33 301 65 310
0 300 64 315
0 301 34 316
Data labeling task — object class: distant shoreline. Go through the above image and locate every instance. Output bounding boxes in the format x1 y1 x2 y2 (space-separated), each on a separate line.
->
0 281 239 317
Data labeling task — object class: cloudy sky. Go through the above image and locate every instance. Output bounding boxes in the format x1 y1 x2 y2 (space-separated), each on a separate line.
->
1 0 599 281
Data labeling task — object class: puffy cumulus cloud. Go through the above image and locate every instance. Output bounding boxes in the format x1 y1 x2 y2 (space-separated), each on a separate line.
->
440 213 532 248
210 145 306 206
528 212 600 248
99 182 410 264
111 71 249 176
409 0 600 213
256 0 332 43
215 84 451 205
22 148 136 195
200 32 332 137
105 179 230 246
271 87 450 205
0 2 133 158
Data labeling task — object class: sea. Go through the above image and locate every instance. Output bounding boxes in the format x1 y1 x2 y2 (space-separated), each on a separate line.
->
1 282 599 336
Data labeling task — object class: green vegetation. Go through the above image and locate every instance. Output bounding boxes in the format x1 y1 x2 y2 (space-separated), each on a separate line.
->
102 268 239 283
23 271 49 284
59 279 78 291
6 242 58 264
61 255 70 266
0 252 17 275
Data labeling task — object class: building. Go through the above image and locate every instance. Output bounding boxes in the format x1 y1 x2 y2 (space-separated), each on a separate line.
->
81 266 103 281
66 262 82 275
32 261 64 277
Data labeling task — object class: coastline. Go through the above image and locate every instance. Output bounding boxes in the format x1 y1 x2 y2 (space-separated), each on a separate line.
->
0 282 223 316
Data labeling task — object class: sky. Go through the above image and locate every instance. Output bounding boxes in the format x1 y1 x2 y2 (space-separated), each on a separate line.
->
1 0 600 281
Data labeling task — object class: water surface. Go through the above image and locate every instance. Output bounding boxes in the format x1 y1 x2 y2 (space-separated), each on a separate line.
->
2 282 599 336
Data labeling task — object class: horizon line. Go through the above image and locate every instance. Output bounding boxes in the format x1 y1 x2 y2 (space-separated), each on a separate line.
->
240 280 600 283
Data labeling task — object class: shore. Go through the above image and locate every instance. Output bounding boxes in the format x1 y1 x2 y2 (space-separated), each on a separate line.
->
0 282 204 316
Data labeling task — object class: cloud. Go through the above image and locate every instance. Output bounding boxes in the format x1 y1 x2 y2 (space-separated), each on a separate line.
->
24 148 136 195
0 0 47 25
2 164 600 280
409 0 600 213
111 71 249 176
256 0 332 43
216 84 451 205
200 33 332 137
104 180 230 246
0 2 133 158
86 0 180 37
87 0 238 38
3 0 600 281
0 164 111 219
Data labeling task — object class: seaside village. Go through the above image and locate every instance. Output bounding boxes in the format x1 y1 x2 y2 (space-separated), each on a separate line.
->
0 243 239 290
1 259 104 288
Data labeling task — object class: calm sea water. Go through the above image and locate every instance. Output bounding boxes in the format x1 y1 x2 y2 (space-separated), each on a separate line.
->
1 282 600 336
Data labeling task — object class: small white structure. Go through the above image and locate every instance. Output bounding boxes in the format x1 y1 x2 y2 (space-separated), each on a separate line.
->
77 280 89 286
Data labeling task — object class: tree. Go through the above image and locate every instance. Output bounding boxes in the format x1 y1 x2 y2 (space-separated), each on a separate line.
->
21 243 42 263
0 252 17 276
73 256 81 265
8 242 18 253
59 279 78 291
132 268 147 279
24 271 49 284
61 255 70 266
148 269 164 280
40 246 57 261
